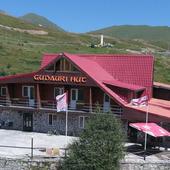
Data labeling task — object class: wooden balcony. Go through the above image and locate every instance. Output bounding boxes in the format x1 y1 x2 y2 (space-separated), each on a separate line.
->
0 97 123 116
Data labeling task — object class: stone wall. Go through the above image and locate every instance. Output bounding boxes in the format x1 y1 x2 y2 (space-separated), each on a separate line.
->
120 161 170 170
0 108 23 130
33 111 85 135
0 157 169 170
0 108 90 135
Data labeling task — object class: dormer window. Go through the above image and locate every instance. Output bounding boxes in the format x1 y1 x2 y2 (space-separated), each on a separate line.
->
45 58 79 72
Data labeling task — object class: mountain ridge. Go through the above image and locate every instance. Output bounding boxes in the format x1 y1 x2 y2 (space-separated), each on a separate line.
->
19 13 64 31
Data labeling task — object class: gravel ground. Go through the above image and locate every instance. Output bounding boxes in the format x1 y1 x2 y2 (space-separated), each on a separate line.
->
0 129 170 162
0 129 77 158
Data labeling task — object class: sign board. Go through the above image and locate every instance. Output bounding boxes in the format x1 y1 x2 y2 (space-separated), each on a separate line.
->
33 75 87 84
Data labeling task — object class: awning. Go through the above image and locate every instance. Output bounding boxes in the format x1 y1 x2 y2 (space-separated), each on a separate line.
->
129 123 170 137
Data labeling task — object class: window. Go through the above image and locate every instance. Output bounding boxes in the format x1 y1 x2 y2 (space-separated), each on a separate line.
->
48 114 58 125
71 89 84 101
22 86 28 97
78 89 84 101
79 116 88 129
22 86 34 98
54 58 79 72
1 87 7 96
48 114 53 125
55 60 60 71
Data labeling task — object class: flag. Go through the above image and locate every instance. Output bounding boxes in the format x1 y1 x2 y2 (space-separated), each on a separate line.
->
56 93 67 112
131 95 148 106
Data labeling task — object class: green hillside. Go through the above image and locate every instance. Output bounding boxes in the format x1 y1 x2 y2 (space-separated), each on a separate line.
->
90 25 170 48
20 13 64 31
0 13 169 84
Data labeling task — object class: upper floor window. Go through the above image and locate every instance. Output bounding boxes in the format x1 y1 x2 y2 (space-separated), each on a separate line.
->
46 58 79 72
1 87 7 96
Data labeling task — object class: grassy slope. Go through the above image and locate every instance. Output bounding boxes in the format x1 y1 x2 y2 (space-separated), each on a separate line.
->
0 14 169 83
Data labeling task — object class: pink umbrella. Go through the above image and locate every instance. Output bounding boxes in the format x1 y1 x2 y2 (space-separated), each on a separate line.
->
129 123 170 137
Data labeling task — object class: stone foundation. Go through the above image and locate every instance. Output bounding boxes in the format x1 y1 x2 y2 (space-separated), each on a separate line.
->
0 108 89 135
0 108 23 130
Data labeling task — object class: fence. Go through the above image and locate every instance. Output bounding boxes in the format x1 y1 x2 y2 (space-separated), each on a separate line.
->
0 137 68 159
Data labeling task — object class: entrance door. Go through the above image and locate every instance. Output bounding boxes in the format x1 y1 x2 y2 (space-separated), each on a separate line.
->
23 86 35 107
70 89 78 109
103 93 110 112
23 113 33 131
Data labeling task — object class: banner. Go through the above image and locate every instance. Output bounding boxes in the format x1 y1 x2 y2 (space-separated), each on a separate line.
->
56 93 67 112
131 95 148 106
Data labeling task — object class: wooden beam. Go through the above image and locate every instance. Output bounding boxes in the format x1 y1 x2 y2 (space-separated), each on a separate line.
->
6 85 11 106
89 87 92 112
36 84 41 108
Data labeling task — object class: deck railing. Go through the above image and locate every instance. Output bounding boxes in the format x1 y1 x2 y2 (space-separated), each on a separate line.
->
0 97 123 115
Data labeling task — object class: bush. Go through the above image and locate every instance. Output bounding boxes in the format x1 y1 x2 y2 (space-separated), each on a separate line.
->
60 113 124 170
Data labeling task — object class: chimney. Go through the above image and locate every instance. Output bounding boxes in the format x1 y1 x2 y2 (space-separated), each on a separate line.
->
100 34 104 47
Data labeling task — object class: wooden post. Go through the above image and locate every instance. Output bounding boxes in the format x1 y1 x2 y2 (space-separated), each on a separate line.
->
6 85 11 106
36 84 41 108
31 137 33 159
89 88 92 112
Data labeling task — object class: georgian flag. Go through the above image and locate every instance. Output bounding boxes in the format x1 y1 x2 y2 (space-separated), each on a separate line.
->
131 95 148 106
56 93 67 112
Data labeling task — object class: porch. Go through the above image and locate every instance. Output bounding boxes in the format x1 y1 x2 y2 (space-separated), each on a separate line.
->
0 96 123 115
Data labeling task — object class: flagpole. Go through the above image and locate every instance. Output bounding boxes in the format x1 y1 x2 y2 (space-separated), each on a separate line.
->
144 100 149 160
66 108 68 137
65 91 68 147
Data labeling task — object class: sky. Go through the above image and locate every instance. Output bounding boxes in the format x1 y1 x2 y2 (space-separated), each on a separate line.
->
0 0 170 33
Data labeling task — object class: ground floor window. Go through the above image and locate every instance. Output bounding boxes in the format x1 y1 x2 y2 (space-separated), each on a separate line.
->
48 114 53 125
79 116 88 129
48 114 58 125
1 86 7 96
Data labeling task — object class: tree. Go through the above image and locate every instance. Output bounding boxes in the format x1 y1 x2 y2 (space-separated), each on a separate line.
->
60 113 125 170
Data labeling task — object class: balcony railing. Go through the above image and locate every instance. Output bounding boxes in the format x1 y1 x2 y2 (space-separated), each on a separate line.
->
0 97 123 116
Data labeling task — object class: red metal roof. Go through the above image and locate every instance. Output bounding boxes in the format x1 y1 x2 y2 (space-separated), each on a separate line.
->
41 53 154 88
40 53 59 68
0 72 36 83
77 54 154 85
103 80 145 91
